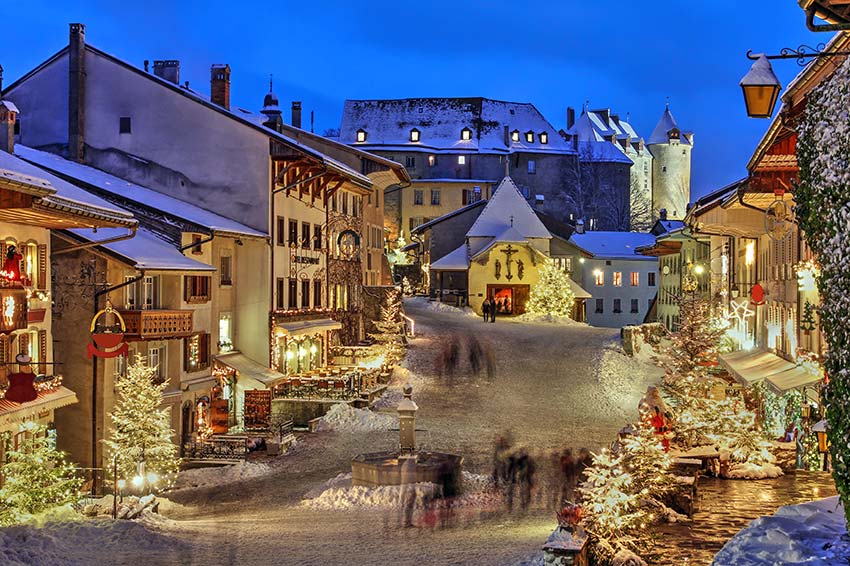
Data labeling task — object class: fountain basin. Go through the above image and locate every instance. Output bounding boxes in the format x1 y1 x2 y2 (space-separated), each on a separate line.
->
351 450 463 497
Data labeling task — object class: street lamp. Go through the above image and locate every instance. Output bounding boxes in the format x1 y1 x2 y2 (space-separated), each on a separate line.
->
740 53 782 118
813 418 830 471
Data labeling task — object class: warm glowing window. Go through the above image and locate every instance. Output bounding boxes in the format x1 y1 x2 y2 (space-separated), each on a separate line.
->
511 130 520 142
539 132 548 144
630 272 639 286
460 127 472 141
745 240 755 266
594 270 604 286
356 129 367 142
410 128 420 142
458 155 466 165
613 272 622 287
428 155 436 167
525 131 534 143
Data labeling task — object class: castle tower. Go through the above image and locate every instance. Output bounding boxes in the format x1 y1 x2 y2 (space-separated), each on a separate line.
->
647 103 692 220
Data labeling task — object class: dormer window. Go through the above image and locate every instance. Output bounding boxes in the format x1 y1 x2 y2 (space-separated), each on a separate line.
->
539 132 548 144
356 129 367 143
460 127 472 141
511 130 520 142
525 131 534 143
410 128 420 142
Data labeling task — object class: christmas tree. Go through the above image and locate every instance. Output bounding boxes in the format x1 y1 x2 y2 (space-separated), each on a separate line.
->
369 290 405 362
800 300 817 333
667 292 726 373
526 259 575 317
619 421 678 499
104 356 180 488
0 421 82 526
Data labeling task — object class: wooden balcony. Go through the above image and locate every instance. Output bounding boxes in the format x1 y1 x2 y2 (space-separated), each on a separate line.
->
118 309 193 341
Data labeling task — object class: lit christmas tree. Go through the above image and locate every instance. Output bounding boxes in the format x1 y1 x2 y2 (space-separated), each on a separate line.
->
0 421 82 526
369 290 405 362
526 259 575 317
104 356 180 488
619 421 678 499
667 292 726 373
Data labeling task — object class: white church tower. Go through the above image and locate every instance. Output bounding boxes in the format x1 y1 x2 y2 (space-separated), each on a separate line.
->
647 103 692 220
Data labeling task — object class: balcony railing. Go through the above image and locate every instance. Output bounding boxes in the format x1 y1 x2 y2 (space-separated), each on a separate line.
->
118 309 193 340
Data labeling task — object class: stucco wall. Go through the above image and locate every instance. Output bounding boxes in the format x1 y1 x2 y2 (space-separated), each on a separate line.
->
581 257 658 328
6 55 70 150
650 141 691 220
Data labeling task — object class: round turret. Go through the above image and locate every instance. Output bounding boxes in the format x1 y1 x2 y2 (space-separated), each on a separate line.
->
647 104 692 220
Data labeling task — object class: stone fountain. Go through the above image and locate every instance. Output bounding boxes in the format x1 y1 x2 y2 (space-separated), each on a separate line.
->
351 384 463 496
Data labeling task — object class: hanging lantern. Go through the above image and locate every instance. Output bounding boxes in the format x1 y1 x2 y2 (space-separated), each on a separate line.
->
813 419 829 453
740 54 782 119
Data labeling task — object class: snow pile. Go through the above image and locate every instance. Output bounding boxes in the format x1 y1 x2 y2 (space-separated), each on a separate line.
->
0 518 186 565
725 462 784 480
169 460 273 492
611 549 647 566
512 312 582 325
314 403 397 433
596 341 664 418
404 297 478 317
712 496 849 566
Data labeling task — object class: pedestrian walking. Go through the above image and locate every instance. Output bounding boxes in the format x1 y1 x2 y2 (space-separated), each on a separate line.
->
481 297 491 322
468 336 483 375
399 456 418 527
490 300 497 323
484 345 496 381
558 448 577 507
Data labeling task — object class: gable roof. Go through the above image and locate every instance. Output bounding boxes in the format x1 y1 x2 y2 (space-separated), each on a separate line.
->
429 244 470 271
16 145 266 239
569 231 657 260
65 227 215 271
577 141 633 164
340 97 575 155
411 199 487 235
466 176 550 239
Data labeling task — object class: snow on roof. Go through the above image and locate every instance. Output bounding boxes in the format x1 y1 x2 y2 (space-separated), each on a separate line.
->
340 98 575 155
69 227 215 271
429 244 469 271
0 150 135 224
577 141 633 164
0 100 19 114
648 106 690 146
566 109 649 159
467 177 550 239
410 178 497 184
16 146 265 238
411 199 487 235
569 231 657 260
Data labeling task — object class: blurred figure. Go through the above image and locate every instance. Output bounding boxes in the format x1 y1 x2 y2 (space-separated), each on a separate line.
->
399 456 418 528
576 448 593 487
492 431 513 487
516 448 535 512
557 448 577 508
468 336 483 375
484 344 496 381
481 297 491 322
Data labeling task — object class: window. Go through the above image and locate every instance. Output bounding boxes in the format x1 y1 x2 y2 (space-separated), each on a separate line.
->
301 222 310 249
288 278 298 309
288 220 298 246
525 131 534 143
190 234 204 255
413 189 424 205
662 166 667 172
410 128 420 142
276 216 286 246
219 313 233 353
341 193 348 215
125 275 160 310
595 299 603 314
313 225 322 250
356 129 367 142
539 132 548 144
184 275 211 303
367 251 372 270
631 299 639 313
220 256 232 286
613 299 622 313
431 189 441 206
276 278 285 310
648 272 656 286
511 130 520 142
149 344 166 384
457 155 466 165
428 155 436 167
119 116 131 134
313 280 322 308
594 270 604 286
184 333 210 372
527 160 536 175
301 279 310 308
613 272 622 287
460 127 472 141
630 272 639 286
405 156 416 168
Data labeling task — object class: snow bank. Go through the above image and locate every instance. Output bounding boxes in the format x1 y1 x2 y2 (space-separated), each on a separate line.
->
725 462 784 480
511 312 582 325
404 297 478 317
712 496 849 566
0 518 185 565
314 403 397 433
169 460 273 492
596 341 664 417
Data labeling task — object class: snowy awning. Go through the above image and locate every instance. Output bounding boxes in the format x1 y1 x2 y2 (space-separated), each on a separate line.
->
765 366 821 394
273 318 342 337
719 349 796 386
568 278 592 300
215 352 284 387
430 245 469 271
0 386 77 434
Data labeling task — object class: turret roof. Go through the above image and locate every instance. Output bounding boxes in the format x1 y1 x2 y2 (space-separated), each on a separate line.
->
648 106 690 146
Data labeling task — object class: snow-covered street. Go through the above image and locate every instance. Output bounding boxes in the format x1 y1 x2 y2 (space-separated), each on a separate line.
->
1 300 661 565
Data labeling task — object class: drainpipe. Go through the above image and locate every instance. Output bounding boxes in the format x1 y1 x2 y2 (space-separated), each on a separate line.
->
90 271 145 491
53 226 138 256
806 6 850 32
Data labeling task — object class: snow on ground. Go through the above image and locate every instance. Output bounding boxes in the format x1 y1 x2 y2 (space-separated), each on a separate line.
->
726 462 784 480
510 312 583 325
596 339 665 422
404 296 479 317
712 496 849 566
168 460 274 492
314 402 397 433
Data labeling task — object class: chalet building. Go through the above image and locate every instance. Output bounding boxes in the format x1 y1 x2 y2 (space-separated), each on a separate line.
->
564 104 694 225
338 97 633 243
0 106 136 471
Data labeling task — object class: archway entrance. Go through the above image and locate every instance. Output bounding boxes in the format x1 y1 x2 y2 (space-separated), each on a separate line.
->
486 284 530 315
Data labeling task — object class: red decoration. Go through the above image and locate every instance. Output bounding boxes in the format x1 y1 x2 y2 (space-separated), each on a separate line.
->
88 300 128 359
5 371 36 403
2 246 22 282
750 283 765 305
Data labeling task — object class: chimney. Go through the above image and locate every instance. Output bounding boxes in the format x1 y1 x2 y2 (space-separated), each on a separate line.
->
0 64 4 93
659 208 668 221
153 60 180 84
503 125 510 147
210 64 231 110
143 60 149 72
0 101 17 154
567 106 575 129
68 23 86 162
291 101 302 129
575 219 585 234
310 110 314 133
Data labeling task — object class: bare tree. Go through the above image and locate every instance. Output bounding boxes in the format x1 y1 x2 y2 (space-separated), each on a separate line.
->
629 177 653 232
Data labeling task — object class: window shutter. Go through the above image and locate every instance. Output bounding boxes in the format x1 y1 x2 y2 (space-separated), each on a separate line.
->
184 276 191 302
17 333 28 361
201 333 210 368
0 335 8 366
38 330 47 374
183 336 191 372
37 244 47 289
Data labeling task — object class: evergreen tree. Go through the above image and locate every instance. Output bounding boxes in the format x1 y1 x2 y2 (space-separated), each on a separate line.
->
526 259 575 317
619 421 678 499
0 421 82 526
369 291 405 361
104 356 180 486
667 292 726 373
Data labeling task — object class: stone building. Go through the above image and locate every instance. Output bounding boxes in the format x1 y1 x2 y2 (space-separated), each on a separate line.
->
338 97 633 243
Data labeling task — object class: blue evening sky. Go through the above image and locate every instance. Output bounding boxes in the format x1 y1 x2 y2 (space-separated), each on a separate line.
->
2 0 825 199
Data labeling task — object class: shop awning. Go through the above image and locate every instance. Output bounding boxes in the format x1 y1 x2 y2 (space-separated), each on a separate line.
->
719 349 796 386
215 352 284 386
274 318 341 337
766 366 822 394
0 386 77 434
